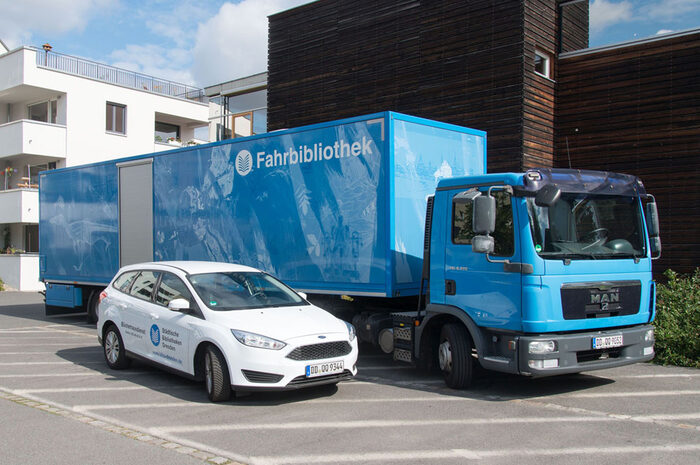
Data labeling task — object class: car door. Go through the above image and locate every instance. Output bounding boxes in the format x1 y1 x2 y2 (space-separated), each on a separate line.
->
124 270 161 358
147 272 194 373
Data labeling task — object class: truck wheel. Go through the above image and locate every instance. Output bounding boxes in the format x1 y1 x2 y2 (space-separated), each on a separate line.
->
438 323 473 389
204 346 231 402
86 290 99 325
103 325 131 369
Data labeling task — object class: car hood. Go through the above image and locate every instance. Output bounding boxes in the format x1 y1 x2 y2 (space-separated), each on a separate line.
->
203 304 349 342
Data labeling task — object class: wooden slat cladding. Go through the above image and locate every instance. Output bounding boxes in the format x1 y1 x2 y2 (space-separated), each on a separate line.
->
555 32 700 275
558 1 588 53
269 0 531 173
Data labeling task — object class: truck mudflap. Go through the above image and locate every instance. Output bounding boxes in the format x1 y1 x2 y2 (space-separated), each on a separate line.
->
518 325 655 377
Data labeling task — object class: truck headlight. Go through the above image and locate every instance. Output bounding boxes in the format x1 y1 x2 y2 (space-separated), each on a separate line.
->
344 321 356 341
528 340 557 354
231 329 286 350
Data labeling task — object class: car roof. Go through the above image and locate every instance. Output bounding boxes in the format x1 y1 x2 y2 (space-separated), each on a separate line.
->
117 261 261 275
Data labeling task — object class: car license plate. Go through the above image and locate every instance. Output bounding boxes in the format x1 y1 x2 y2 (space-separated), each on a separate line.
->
306 360 344 378
592 334 623 349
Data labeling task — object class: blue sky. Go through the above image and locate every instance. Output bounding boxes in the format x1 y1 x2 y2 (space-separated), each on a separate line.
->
1 0 698 88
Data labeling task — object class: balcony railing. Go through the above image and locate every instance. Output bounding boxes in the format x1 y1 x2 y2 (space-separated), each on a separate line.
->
35 49 207 103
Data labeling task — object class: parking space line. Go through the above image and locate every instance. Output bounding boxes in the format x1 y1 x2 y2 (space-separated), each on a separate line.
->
16 385 195 394
0 343 98 347
0 361 103 366
0 348 101 355
155 416 619 434
75 402 200 412
568 390 700 398
614 374 700 379
252 444 700 464
0 371 153 378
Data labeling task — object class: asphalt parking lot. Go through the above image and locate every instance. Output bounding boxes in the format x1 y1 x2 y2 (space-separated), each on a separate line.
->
1 291 699 465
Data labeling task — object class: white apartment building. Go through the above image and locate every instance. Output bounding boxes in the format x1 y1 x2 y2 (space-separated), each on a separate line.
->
0 43 209 291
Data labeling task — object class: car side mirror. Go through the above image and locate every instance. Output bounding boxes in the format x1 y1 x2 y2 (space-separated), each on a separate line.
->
535 184 561 207
168 298 191 313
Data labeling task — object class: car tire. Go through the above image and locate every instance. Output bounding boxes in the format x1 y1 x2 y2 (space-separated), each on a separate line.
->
86 290 99 325
204 346 231 402
103 324 131 369
438 323 473 389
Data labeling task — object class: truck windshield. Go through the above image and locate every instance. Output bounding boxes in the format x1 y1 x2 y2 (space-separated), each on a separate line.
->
526 194 646 260
188 271 307 310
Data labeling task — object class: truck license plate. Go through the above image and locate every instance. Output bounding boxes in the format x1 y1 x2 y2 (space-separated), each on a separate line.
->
306 361 344 378
592 334 623 349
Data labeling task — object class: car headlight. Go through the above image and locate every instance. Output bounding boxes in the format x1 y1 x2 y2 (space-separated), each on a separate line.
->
231 329 286 350
344 321 356 341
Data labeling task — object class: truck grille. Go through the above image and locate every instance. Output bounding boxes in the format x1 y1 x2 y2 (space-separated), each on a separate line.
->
561 281 641 320
286 341 352 361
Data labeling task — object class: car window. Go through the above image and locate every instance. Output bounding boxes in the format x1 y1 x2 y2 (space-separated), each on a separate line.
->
129 271 160 302
189 271 306 310
155 272 193 307
113 271 138 293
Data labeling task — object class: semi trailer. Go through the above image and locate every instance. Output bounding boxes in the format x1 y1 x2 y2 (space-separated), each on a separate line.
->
40 111 660 387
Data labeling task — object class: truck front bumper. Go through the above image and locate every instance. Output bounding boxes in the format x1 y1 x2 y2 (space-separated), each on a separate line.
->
518 324 655 377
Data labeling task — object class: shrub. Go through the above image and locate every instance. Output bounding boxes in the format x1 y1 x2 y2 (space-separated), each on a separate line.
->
0 278 4 292
653 268 700 368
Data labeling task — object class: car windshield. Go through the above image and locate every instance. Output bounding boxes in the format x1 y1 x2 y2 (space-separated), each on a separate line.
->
188 271 307 311
527 194 647 260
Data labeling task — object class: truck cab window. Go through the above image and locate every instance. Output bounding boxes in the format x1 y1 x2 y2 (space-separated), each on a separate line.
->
452 190 514 257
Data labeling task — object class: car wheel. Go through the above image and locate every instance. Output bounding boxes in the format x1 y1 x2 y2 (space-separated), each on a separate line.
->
438 323 473 389
87 290 100 324
204 346 231 402
103 324 131 369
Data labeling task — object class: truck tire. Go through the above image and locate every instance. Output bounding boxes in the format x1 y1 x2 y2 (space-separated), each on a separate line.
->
103 324 131 369
438 323 473 389
86 290 100 324
204 346 231 402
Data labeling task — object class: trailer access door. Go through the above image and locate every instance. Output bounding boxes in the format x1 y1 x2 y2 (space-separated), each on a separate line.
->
118 160 153 266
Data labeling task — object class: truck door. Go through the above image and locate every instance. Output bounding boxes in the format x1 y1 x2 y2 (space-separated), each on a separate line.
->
444 188 523 331
118 160 153 266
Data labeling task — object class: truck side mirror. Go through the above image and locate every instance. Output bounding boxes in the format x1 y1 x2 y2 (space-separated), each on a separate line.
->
645 199 661 258
472 235 494 254
473 195 495 235
535 184 561 207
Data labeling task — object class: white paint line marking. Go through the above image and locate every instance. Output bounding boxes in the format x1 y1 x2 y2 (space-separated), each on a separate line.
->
0 371 153 378
614 374 700 379
252 444 700 465
357 366 414 371
0 361 103 366
568 390 700 398
16 385 194 394
75 402 200 412
155 416 617 434
0 343 98 347
0 348 100 355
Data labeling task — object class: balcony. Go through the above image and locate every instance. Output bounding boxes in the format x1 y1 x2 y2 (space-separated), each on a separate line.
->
0 254 43 291
0 189 38 223
0 120 66 161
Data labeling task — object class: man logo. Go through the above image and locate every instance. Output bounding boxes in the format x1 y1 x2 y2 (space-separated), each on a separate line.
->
235 150 253 176
150 324 160 346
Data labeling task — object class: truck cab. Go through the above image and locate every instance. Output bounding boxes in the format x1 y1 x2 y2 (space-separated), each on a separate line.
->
409 168 660 387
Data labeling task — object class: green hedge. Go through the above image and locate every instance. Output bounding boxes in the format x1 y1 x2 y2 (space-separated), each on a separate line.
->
653 268 700 368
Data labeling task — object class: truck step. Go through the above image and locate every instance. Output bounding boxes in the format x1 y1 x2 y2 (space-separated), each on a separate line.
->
393 348 412 363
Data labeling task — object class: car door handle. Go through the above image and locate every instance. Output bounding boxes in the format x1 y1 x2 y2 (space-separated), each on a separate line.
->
150 313 159 320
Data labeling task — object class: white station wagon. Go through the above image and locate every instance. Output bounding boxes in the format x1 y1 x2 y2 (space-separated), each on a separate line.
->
97 261 358 401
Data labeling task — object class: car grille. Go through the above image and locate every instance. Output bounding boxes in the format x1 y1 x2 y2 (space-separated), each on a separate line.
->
286 341 352 361
241 369 284 383
288 370 353 386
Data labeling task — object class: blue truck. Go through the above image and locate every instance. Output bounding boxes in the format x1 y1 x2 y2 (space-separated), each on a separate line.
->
39 111 660 387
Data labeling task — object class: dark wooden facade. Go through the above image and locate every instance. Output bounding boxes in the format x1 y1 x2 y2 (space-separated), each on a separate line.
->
268 0 587 173
556 31 700 275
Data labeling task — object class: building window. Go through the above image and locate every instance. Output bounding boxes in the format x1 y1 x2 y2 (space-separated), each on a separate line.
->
106 102 126 134
534 49 552 79
24 225 39 253
155 121 180 143
28 100 57 123
232 112 253 138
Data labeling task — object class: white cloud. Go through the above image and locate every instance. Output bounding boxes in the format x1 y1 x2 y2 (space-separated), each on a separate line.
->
644 0 700 22
590 0 634 33
110 44 195 85
0 0 114 49
191 0 310 87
